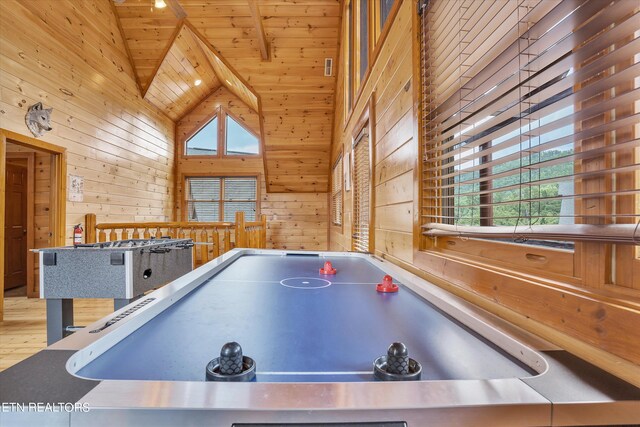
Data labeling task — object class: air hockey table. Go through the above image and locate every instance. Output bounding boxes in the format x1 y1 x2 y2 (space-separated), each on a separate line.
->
1 249 639 426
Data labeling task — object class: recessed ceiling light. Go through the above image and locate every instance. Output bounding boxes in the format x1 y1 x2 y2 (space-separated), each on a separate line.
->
154 0 167 9
194 79 202 86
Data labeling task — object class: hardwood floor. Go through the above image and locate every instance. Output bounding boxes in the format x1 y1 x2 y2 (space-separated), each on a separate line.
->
0 296 112 371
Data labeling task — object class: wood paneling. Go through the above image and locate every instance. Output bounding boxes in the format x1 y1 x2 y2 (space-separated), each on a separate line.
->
113 1 337 192
0 0 175 235
191 27 259 112
113 2 180 91
176 87 327 250
329 0 640 381
144 24 222 121
184 0 340 192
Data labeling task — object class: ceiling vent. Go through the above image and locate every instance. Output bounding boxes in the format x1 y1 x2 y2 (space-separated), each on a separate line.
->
324 58 333 77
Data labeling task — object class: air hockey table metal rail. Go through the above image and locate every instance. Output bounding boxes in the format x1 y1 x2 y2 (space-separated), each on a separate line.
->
1 249 639 427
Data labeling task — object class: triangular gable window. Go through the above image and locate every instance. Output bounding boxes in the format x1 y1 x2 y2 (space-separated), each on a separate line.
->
185 116 218 156
225 114 259 155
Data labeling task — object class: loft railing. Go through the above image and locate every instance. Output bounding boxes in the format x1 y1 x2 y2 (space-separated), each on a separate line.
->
84 211 267 267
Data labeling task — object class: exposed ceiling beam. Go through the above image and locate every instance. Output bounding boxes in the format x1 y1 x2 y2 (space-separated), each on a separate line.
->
247 0 270 61
166 0 187 19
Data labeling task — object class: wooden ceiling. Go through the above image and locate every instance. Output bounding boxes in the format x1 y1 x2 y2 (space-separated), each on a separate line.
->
112 0 340 192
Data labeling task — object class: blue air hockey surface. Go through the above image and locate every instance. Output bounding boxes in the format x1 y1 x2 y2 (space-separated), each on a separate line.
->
1 249 639 427
76 254 534 383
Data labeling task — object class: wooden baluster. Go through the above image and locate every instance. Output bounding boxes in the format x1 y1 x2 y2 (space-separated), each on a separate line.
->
133 228 140 239
85 213 96 243
109 229 117 241
235 211 246 248
224 229 231 252
170 227 177 238
98 229 106 243
201 229 210 264
178 227 186 239
190 228 198 266
260 214 267 248
121 228 129 240
156 227 162 239
143 227 150 239
212 229 220 258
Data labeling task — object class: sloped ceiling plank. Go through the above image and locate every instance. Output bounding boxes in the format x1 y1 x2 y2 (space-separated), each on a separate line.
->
143 24 222 121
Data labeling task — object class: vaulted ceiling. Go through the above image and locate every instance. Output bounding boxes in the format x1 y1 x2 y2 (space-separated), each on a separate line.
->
112 0 340 192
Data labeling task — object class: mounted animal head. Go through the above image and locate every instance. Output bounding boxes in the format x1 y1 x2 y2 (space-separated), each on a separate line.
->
25 102 53 138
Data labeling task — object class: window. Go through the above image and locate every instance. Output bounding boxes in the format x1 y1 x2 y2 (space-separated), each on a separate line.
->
185 117 218 155
343 0 399 116
186 177 257 222
344 0 353 118
376 0 395 37
358 0 369 82
331 156 343 226
419 0 639 250
352 126 371 252
225 114 259 155
184 108 260 157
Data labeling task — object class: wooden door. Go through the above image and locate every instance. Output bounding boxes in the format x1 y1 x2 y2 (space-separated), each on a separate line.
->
4 162 28 289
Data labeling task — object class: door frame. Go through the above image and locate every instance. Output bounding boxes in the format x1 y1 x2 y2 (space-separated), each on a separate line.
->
350 95 376 253
5 152 35 296
1 129 67 318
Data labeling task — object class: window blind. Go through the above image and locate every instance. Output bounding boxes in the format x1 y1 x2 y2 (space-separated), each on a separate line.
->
223 177 257 222
352 128 371 252
332 155 343 226
186 177 257 222
419 0 639 245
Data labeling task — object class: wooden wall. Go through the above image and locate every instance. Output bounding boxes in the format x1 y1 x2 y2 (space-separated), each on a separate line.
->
331 0 415 258
176 87 328 250
0 0 176 245
330 0 640 384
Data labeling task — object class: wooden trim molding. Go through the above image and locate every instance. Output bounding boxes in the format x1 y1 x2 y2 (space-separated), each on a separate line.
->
0 133 5 320
0 129 67 319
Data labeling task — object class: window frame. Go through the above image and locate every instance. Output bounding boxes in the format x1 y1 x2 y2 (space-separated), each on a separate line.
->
414 0 639 288
182 174 260 223
224 108 261 157
350 98 376 253
182 106 261 159
183 114 220 158
414 0 578 284
343 0 401 127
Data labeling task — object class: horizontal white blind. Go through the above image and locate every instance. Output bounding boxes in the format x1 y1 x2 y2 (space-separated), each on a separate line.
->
420 0 639 244
332 156 343 226
352 128 371 252
186 177 257 222
223 177 257 222
187 177 220 222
